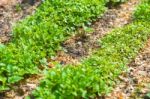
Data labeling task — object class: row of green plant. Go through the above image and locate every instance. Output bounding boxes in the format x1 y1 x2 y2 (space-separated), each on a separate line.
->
0 0 127 91
30 21 150 99
30 1 150 98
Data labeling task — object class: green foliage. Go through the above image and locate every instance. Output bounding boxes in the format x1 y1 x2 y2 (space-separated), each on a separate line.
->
30 1 150 98
134 0 150 21
31 21 150 99
29 1 150 98
0 0 107 91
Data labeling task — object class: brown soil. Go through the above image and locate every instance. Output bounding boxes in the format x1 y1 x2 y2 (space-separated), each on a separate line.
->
0 0 41 43
106 39 150 99
2 75 43 99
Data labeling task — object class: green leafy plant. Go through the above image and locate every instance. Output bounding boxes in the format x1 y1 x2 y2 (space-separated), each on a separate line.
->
0 0 108 91
30 1 150 97
134 0 150 22
31 21 150 99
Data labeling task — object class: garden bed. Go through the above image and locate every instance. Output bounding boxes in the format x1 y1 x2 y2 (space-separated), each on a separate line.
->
1 0 150 98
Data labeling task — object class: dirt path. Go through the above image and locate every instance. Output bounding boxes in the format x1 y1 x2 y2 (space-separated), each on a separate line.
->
1 0 140 98
106 39 150 99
